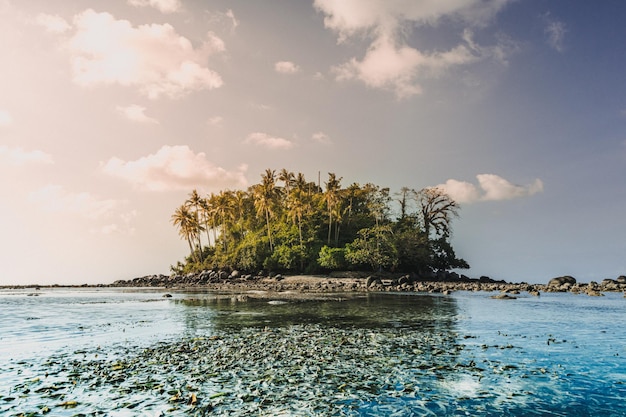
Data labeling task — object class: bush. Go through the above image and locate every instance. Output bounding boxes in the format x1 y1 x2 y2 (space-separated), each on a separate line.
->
317 245 346 270
265 244 306 272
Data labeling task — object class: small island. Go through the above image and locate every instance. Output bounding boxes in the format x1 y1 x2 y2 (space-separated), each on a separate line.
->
109 168 626 298
169 168 468 279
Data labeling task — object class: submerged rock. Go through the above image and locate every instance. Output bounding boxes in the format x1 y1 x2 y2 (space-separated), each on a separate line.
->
490 293 517 300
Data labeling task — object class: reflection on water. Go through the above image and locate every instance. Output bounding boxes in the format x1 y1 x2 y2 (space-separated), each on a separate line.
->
175 292 459 331
0 289 625 416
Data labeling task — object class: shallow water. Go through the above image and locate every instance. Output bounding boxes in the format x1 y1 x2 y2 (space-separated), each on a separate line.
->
0 288 624 416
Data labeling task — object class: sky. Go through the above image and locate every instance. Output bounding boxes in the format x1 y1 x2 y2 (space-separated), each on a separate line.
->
1 0 626 286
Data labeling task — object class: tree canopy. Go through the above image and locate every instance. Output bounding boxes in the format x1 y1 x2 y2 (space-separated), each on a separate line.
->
170 169 468 275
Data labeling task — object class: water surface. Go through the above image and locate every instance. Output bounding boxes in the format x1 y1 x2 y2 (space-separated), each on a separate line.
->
1 288 624 416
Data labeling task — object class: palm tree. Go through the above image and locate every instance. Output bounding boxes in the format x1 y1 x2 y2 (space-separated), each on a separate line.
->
278 169 295 198
185 189 204 258
198 196 213 247
287 188 308 250
215 190 235 250
231 189 248 242
171 205 202 263
324 173 342 245
253 169 279 251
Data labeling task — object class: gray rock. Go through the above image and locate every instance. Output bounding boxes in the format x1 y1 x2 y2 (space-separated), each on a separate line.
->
490 293 517 300
366 276 382 287
548 276 576 287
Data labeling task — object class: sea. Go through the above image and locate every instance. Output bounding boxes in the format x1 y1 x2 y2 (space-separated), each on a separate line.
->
0 287 624 416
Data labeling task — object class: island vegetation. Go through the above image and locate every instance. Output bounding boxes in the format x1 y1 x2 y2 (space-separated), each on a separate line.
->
170 169 468 276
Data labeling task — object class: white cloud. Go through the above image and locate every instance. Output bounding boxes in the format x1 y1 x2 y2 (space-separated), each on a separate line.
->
333 34 478 98
0 110 12 126
225 9 239 30
35 13 71 33
312 132 332 145
244 132 294 150
543 16 567 52
207 116 223 126
66 9 224 98
207 9 239 31
102 145 248 191
436 174 544 204
275 61 300 74
29 185 120 219
127 0 181 14
249 102 272 111
116 104 159 124
314 0 513 98
0 145 53 166
92 210 138 235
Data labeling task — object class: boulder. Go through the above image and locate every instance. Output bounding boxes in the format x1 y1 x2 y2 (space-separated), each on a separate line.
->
601 279 620 291
548 276 576 287
617 275 626 284
366 276 382 287
490 293 517 300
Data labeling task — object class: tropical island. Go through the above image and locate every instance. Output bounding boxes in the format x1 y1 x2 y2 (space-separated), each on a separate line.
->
114 167 618 297
169 168 468 278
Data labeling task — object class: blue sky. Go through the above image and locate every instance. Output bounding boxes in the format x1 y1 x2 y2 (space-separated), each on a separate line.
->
1 0 625 285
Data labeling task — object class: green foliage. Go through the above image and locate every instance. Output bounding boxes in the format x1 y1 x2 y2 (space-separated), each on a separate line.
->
232 232 270 272
345 225 398 272
429 237 470 271
317 245 347 270
393 228 431 272
266 244 305 271
170 169 469 275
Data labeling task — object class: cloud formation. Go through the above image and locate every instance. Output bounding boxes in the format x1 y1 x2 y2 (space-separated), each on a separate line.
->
116 104 159 124
65 9 224 98
207 116 223 126
29 185 121 219
244 132 294 150
102 145 248 191
275 61 300 74
127 0 181 14
0 110 12 126
0 145 53 166
312 132 332 145
436 174 544 204
543 15 567 52
35 13 71 33
314 0 513 98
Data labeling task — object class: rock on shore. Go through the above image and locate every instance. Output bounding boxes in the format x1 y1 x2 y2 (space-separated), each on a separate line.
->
108 271 626 297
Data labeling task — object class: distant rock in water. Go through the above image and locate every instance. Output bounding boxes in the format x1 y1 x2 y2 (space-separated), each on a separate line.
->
548 276 576 288
490 293 517 300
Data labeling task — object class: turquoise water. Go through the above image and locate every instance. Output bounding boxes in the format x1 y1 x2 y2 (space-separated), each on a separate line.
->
0 288 624 416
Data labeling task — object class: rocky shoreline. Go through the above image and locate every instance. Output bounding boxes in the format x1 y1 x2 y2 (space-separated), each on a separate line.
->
4 271 625 298
102 271 626 298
